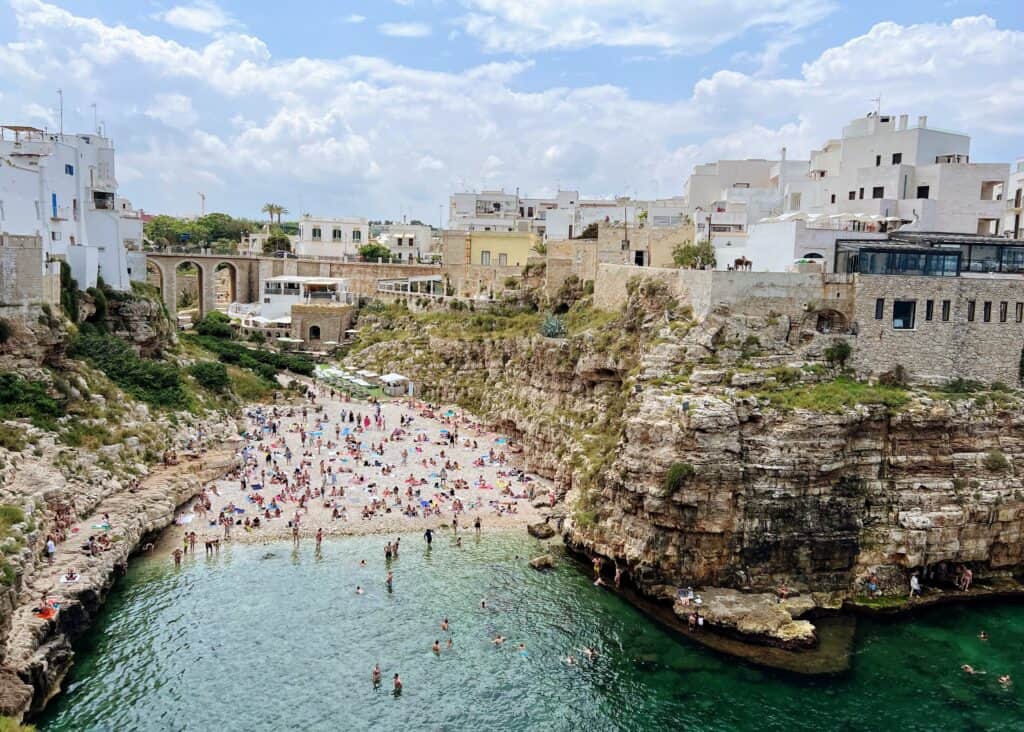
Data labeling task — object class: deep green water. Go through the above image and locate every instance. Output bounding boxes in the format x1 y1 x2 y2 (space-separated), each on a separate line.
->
39 532 1024 731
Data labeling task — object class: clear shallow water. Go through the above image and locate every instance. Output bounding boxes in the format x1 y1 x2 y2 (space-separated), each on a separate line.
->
40 532 1024 732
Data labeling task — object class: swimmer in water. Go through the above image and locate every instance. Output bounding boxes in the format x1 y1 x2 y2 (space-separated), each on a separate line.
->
432 639 441 654
583 647 597 659
441 617 449 632
978 630 988 640
356 585 365 595
518 643 528 657
386 571 393 591
962 664 981 675
566 655 576 665
372 664 381 686
393 673 403 694
359 559 367 567
480 598 487 609
999 674 1012 688
446 637 453 650
492 635 505 645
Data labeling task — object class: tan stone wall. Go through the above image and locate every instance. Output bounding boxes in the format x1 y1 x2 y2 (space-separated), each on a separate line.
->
852 275 1024 384
0 235 44 307
290 303 355 346
597 222 694 268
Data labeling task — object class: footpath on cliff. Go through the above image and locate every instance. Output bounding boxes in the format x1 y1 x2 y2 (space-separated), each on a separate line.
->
0 447 238 718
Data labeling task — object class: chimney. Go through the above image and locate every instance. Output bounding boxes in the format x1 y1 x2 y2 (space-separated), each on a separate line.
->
898 114 908 131
918 115 927 129
780 146 787 162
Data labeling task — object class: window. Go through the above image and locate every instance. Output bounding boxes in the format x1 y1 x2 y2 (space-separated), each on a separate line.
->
830 194 836 204
849 191 856 201
527 206 534 217
893 300 916 329
875 154 881 167
942 300 951 321
1017 303 1023 323
892 153 902 165
352 231 362 243
983 301 992 322
1000 301 1008 322
498 253 508 266
64 164 74 175
967 301 976 321
312 227 322 241
872 186 885 199
309 325 321 341
859 188 865 199
917 185 930 199
332 228 342 241
874 298 884 319
480 251 491 266
925 300 934 321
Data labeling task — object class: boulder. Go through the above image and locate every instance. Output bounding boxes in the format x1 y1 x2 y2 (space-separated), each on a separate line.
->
529 554 555 570
527 521 556 539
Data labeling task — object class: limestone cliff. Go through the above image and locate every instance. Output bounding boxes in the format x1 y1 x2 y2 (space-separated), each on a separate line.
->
347 290 1024 610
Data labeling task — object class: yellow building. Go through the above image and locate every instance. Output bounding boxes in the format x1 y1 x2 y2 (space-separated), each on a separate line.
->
466 231 537 268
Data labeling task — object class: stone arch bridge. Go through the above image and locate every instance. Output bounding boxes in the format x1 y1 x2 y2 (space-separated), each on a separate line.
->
145 252 442 317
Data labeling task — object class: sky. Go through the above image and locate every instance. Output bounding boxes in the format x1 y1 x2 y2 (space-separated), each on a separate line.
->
1 0 1022 223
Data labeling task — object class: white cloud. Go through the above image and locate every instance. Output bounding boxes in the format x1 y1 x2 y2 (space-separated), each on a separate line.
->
378 22 432 38
457 0 836 54
2 1 1022 221
155 1 235 35
344 14 366 24
145 92 199 128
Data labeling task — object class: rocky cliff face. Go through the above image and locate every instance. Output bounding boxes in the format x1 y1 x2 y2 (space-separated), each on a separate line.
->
347 292 1024 607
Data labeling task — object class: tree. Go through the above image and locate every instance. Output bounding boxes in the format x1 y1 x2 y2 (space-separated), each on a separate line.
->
275 206 289 224
531 240 548 255
358 243 392 262
574 222 599 239
261 203 279 224
672 240 716 269
264 230 292 253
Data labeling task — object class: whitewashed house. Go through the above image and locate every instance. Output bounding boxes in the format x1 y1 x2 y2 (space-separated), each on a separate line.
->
0 125 142 291
294 215 369 258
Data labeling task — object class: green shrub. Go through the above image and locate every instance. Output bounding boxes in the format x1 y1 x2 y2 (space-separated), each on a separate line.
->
0 373 61 429
766 377 908 414
60 261 79 323
189 361 230 392
72 333 188 408
85 286 108 330
983 449 1010 472
824 340 852 367
195 311 234 339
0 426 26 452
540 314 567 338
663 462 696 494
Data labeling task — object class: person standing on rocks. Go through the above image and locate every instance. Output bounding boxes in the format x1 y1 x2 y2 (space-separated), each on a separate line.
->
44 535 56 565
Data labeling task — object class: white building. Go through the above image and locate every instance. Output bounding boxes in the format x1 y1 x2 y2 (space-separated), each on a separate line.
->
376 223 432 262
683 112 1013 272
805 113 1008 235
293 215 368 258
1004 159 1024 240
0 124 142 291
448 190 687 240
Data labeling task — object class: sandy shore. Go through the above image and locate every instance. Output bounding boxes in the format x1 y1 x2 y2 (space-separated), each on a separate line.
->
163 386 550 552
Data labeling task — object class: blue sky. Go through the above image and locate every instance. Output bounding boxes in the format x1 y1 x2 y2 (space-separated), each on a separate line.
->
1 0 1022 222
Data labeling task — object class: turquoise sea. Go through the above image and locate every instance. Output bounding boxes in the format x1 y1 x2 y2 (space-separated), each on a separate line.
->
39 532 1024 731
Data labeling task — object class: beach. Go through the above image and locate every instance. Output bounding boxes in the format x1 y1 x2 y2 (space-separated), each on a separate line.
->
164 384 551 550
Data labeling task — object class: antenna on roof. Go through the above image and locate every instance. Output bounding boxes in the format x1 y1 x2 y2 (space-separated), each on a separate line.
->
871 95 881 116
91 102 98 134
57 89 64 135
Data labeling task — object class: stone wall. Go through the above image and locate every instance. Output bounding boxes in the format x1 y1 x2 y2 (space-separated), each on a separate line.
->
593 265 831 321
0 235 44 308
290 303 355 346
852 274 1024 384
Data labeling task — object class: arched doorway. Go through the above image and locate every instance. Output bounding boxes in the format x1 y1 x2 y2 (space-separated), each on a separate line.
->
309 325 321 341
176 260 204 321
214 261 237 311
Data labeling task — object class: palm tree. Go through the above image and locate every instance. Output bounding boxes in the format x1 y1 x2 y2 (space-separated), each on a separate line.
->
261 203 278 225
276 206 289 224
